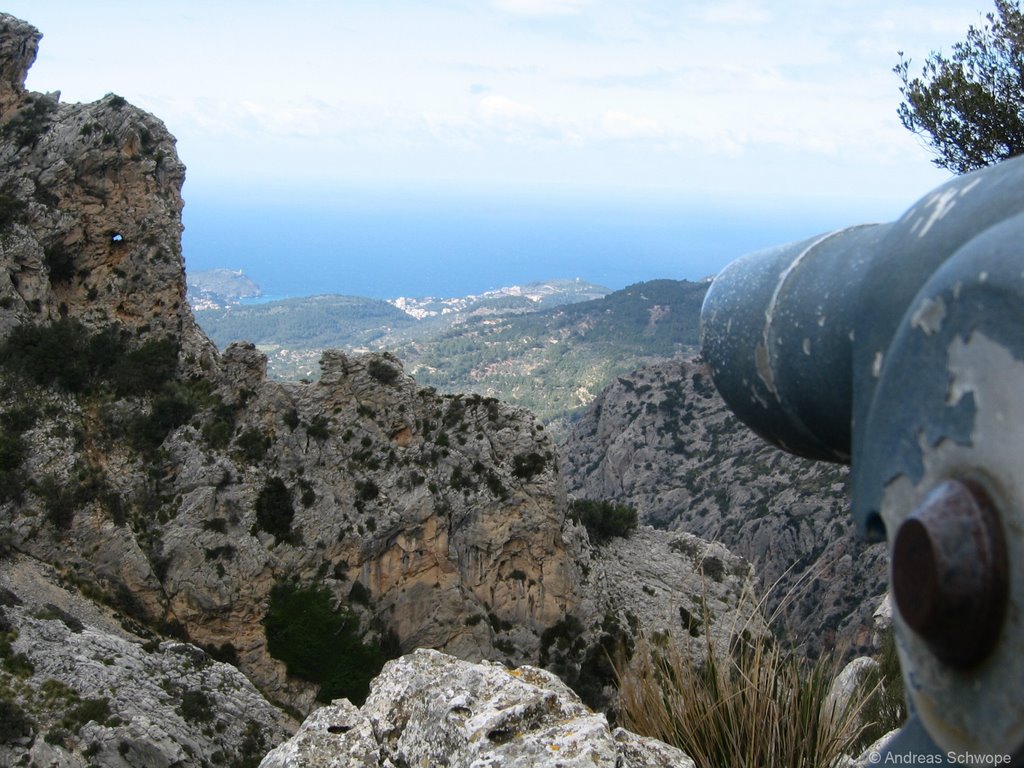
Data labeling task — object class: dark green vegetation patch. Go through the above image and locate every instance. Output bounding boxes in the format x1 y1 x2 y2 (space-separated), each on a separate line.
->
569 499 638 544
263 582 393 705
252 477 296 543
0 319 178 396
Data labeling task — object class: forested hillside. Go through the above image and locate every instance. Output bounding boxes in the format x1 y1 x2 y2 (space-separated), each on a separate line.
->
191 279 710 433
397 279 709 431
195 295 416 350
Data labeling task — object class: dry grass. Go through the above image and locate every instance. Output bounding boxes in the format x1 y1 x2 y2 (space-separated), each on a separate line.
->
616 572 882 768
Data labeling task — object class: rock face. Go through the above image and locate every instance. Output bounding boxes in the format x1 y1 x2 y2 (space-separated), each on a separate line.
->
0 14 213 368
259 649 695 768
0 14 768 765
0 12 585 716
563 358 888 656
0 554 291 767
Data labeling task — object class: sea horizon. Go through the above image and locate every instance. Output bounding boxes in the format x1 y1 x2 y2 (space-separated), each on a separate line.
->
181 184 893 301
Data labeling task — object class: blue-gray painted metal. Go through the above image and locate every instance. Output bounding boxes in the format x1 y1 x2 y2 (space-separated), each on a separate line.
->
699 153 1024 762
700 223 887 463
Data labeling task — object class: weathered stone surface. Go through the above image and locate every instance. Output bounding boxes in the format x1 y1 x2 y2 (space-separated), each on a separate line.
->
827 656 879 720
0 12 215 370
563 358 888 657
580 528 763 661
0 14 585 713
0 14 38 117
0 554 291 768
0 16 771 766
259 649 695 768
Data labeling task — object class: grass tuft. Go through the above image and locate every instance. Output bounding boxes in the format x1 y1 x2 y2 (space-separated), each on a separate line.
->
615 575 901 768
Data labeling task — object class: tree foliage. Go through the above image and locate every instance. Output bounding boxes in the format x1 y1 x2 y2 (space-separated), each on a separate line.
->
569 499 638 544
263 581 390 704
895 0 1024 174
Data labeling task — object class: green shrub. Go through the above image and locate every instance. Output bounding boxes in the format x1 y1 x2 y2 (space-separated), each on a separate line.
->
203 419 234 450
263 582 392 704
111 337 179 396
0 697 33 744
252 477 295 543
2 650 33 677
129 382 197 451
282 408 300 431
511 452 547 480
1 93 57 148
0 183 27 232
36 474 79 530
306 414 331 440
0 320 178 397
235 427 270 463
569 499 638 544
354 479 379 502
367 359 399 385
178 689 214 723
0 429 26 503
1 319 98 391
62 697 113 731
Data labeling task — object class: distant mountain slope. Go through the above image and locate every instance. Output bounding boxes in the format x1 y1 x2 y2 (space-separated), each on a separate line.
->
561 358 888 658
195 294 416 350
191 279 706 431
396 279 710 430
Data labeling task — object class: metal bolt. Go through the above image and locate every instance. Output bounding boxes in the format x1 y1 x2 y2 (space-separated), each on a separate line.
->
891 478 1008 668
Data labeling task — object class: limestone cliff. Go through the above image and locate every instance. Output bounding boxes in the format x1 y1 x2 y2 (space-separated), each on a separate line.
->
0 11 577 715
0 14 763 764
563 358 888 656
259 649 695 768
0 553 291 767
0 17 215 370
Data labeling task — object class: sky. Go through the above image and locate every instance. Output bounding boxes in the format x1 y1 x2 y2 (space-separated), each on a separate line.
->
1 1 993 294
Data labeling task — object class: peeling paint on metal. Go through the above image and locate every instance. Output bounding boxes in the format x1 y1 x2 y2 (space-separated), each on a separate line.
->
914 189 959 239
754 342 775 396
879 330 1024 756
911 296 947 336
758 227 856 394
872 351 884 378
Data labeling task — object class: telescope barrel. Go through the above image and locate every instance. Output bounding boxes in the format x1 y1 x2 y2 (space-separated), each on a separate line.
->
700 223 889 464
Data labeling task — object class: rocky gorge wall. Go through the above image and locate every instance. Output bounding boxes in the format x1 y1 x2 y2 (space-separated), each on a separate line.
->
0 14 764 766
562 357 889 657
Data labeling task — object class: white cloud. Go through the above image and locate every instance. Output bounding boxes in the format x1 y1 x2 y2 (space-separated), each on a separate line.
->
491 0 591 16
694 1 771 25
599 110 664 140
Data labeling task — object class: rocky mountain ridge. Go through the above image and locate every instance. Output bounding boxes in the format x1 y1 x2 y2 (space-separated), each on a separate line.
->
563 358 888 657
0 14 757 765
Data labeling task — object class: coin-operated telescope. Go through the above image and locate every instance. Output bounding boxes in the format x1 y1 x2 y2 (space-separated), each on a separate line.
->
701 156 1024 763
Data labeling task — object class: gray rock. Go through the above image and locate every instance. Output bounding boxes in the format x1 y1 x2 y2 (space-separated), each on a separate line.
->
260 649 694 768
563 358 888 657
0 554 291 768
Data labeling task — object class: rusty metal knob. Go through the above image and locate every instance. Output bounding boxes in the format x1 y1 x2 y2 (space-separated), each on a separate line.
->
891 478 1008 668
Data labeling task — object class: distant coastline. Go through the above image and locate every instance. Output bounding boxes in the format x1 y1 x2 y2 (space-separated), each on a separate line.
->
181 188 855 301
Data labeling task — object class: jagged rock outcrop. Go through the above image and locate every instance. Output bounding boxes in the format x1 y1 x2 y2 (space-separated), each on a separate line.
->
563 358 888 656
0 14 769 765
0 14 214 370
0 13 588 715
0 554 290 767
259 649 695 768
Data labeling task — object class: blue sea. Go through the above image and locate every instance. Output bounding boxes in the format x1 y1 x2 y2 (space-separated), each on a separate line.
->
180 184 877 300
